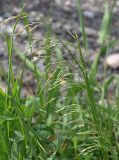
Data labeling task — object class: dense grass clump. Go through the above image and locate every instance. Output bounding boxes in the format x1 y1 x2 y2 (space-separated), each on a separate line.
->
0 1 119 159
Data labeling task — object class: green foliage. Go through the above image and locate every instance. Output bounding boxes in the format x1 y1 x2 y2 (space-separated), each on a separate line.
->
0 1 119 159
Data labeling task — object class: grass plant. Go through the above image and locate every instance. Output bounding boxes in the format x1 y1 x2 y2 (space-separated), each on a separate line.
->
0 1 119 159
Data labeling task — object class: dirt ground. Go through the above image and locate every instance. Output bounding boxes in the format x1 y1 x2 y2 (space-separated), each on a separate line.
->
0 0 119 96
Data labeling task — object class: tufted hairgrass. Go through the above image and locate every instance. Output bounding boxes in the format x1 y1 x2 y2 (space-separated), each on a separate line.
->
0 1 119 159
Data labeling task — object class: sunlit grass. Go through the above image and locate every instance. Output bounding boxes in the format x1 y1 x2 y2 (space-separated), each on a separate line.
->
0 1 119 159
